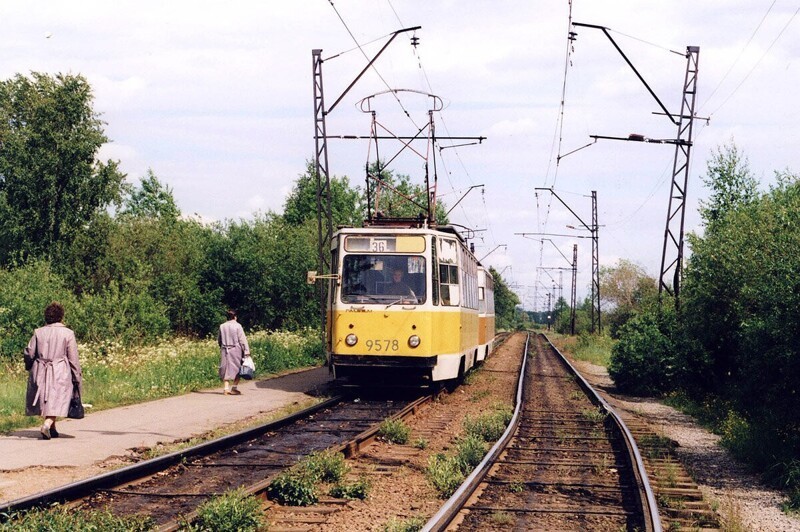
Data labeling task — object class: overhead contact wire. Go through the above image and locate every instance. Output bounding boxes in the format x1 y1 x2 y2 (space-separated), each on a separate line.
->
327 0 420 129
707 6 799 119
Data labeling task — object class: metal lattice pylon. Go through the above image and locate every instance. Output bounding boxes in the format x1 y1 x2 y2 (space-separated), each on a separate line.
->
659 46 700 307
312 49 333 338
590 191 600 334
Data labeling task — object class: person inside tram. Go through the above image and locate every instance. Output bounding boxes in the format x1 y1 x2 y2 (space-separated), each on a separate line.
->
385 267 415 299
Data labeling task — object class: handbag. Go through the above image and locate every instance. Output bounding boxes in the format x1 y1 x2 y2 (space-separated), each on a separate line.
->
68 386 85 419
239 355 256 380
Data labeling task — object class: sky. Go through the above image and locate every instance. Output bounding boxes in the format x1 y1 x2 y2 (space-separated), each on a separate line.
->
2 1 799 311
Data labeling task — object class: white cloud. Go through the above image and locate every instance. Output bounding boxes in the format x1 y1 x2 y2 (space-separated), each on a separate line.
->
2 0 798 309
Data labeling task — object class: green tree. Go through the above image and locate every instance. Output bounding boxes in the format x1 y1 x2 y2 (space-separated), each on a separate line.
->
367 162 449 225
121 169 180 221
204 215 318 331
490 267 520 330
699 140 758 229
283 161 364 227
599 259 658 338
680 171 800 499
0 73 125 263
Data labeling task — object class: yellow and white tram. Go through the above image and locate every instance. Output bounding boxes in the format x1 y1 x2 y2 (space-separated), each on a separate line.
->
326 225 496 385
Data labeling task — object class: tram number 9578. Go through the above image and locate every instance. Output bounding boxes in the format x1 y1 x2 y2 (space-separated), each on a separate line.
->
365 339 399 352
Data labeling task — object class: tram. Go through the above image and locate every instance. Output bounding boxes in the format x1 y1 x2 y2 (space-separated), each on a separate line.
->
324 224 495 385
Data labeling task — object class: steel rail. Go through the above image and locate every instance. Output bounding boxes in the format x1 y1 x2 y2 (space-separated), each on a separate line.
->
422 332 662 532
543 333 662 532
0 396 342 518
421 332 529 532
161 393 435 531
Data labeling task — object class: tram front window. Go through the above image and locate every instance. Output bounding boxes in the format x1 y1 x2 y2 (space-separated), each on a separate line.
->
341 255 426 304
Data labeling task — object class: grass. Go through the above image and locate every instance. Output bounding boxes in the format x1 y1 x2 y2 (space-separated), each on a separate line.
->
266 450 349 506
329 476 371 500
551 332 615 366
0 506 153 531
463 404 513 442
581 407 607 422
0 329 323 434
382 516 426 532
426 452 465 498
378 418 411 444
303 449 349 483
426 406 513 498
490 511 514 525
185 488 266 532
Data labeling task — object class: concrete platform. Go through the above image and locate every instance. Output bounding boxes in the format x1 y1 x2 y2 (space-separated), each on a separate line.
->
0 367 333 471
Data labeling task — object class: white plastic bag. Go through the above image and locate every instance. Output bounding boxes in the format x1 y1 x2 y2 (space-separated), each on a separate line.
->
239 355 256 380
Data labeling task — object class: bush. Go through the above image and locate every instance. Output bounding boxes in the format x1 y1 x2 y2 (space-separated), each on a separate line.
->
382 516 427 532
191 488 265 532
455 435 486 472
266 468 318 506
777 460 800 512
426 453 465 498
71 281 171 345
248 329 324 375
383 517 425 532
302 449 348 483
329 477 371 500
608 310 675 396
378 418 411 444
0 261 77 358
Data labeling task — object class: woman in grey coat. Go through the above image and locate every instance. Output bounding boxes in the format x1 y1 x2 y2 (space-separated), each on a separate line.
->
24 302 82 440
218 309 250 395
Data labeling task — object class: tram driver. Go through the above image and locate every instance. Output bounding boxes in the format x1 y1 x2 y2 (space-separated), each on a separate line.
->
385 267 416 301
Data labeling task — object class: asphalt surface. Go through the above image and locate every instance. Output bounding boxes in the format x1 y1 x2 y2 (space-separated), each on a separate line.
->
0 366 333 471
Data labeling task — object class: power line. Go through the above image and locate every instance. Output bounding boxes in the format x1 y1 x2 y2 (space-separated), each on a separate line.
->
549 0 575 189
707 6 799 119
327 0 419 129
607 28 684 56
699 0 777 111
383 0 497 244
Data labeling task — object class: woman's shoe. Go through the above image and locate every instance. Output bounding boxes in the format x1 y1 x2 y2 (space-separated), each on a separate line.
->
40 425 51 440
225 389 242 395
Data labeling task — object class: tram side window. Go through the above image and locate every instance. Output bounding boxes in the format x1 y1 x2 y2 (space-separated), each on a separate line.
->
431 237 439 305
439 263 460 306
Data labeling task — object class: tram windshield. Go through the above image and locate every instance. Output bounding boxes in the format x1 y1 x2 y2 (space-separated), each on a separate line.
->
341 255 426 304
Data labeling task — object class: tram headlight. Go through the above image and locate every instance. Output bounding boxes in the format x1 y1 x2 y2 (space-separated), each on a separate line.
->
345 334 358 347
408 335 420 348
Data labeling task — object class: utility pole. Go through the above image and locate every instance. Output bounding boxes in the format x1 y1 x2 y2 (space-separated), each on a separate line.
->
571 244 577 335
572 22 702 309
591 190 600 333
518 235 579 335
312 49 332 345
534 188 601 333
659 47 700 307
311 27 420 344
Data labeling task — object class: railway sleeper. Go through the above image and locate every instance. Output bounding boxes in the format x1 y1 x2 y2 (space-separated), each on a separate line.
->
654 487 707 500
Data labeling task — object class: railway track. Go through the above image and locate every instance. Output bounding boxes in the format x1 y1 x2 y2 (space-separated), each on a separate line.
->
1 393 432 529
425 333 661 531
